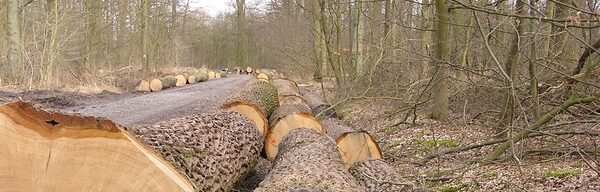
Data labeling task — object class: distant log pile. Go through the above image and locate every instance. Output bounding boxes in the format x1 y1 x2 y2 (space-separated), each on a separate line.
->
135 68 229 93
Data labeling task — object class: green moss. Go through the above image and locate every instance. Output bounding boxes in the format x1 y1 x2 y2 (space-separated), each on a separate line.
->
544 168 578 179
418 139 461 150
438 184 469 192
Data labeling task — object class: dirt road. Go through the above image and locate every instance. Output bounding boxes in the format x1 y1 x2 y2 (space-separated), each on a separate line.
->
66 75 253 127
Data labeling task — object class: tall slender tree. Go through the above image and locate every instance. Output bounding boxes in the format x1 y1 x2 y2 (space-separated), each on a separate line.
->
236 0 248 68
5 0 22 84
429 0 450 121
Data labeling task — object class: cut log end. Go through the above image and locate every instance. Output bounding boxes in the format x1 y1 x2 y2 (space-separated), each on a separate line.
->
266 105 324 160
175 75 187 87
0 101 194 192
222 101 268 137
208 71 216 79
257 73 269 82
149 79 163 92
135 80 151 92
337 131 383 169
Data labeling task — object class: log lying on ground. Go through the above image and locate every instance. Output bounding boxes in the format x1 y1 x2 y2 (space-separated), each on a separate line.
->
302 92 338 119
255 128 363 192
265 104 324 160
132 110 263 192
175 75 187 87
188 72 208 84
135 80 151 92
271 78 300 95
150 76 178 92
349 159 409 191
219 71 227 78
208 71 216 79
322 118 383 169
222 81 279 137
271 78 308 107
215 72 222 79
0 101 194 191
257 73 270 82
246 67 253 74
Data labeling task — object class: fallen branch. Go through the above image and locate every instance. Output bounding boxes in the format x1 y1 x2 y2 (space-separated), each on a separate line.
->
417 129 600 165
484 96 596 163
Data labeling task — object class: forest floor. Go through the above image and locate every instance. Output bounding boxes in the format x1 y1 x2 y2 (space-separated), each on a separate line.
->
319 83 600 191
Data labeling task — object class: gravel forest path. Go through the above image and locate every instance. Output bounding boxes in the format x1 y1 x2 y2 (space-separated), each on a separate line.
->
67 75 253 127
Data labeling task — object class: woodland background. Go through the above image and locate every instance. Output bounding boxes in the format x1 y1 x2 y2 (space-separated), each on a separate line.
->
0 0 599 190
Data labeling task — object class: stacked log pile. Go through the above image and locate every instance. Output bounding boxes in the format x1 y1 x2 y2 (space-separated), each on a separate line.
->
300 90 407 191
255 128 363 191
136 68 230 93
0 75 407 192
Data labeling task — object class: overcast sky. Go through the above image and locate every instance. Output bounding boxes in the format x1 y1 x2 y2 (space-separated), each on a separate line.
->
189 0 266 17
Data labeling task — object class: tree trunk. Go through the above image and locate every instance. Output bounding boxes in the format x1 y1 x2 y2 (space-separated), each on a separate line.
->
265 104 324 161
308 0 327 82
43 0 58 87
141 0 150 73
135 79 151 92
187 71 208 84
83 0 101 75
132 110 263 191
174 74 187 87
420 0 432 79
352 0 364 75
6 0 22 84
429 0 450 121
255 128 363 191
0 101 194 191
236 0 248 68
496 0 525 136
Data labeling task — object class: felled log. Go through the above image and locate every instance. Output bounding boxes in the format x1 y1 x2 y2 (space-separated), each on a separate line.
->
302 92 338 119
322 118 383 169
222 81 279 137
132 110 263 192
255 128 363 192
175 75 187 87
265 104 324 160
271 78 307 107
0 101 194 191
257 73 269 82
246 67 253 74
150 75 178 92
215 72 222 79
135 80 151 92
219 71 227 78
271 78 300 95
349 159 409 191
188 72 208 84
208 71 216 79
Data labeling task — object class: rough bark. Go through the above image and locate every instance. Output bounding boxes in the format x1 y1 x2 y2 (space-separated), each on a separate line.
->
266 104 324 160
188 72 208 84
302 92 338 119
6 0 22 83
150 76 178 92
132 110 263 192
256 128 363 192
272 78 300 96
349 159 408 192
0 101 194 191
